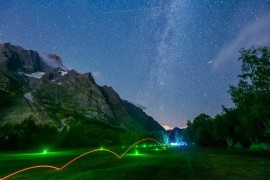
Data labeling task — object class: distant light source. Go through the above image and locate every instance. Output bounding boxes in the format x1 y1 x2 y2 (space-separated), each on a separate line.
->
135 150 139 155
42 149 47 154
170 142 188 146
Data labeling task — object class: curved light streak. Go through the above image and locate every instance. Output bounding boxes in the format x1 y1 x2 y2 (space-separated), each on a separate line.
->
120 138 165 158
0 166 60 180
0 138 165 180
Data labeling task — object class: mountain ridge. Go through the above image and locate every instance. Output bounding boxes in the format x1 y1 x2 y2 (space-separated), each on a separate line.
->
0 42 164 133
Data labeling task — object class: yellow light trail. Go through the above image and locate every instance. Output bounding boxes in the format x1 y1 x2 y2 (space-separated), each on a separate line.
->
0 138 165 180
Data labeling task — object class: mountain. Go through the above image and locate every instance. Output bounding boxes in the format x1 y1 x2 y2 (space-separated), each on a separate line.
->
167 127 183 143
0 43 164 134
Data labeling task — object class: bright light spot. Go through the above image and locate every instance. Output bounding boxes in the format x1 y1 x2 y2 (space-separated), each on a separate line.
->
170 142 188 146
155 148 159 151
100 147 103 150
42 149 47 154
135 150 139 155
143 144 146 148
162 125 173 131
122 146 125 149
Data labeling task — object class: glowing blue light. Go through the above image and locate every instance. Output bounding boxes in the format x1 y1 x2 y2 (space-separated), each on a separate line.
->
170 142 188 146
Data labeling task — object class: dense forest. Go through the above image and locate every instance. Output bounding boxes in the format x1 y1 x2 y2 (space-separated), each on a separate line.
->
183 47 270 149
0 115 163 150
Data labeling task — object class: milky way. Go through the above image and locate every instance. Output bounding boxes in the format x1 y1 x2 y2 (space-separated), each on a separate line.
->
0 0 270 128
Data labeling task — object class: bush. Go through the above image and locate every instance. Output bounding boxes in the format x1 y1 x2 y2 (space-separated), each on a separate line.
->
233 142 244 149
249 143 270 150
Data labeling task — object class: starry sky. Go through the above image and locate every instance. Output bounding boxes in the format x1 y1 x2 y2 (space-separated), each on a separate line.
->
1 0 270 129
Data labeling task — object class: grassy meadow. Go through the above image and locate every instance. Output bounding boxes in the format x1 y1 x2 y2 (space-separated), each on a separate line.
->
0 145 270 180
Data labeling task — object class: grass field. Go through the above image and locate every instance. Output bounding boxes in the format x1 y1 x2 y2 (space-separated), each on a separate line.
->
1 144 270 180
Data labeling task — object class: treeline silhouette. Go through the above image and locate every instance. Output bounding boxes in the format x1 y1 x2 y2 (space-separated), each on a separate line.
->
183 47 270 148
0 114 163 150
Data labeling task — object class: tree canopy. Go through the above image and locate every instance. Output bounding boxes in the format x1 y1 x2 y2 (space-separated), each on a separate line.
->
183 46 270 148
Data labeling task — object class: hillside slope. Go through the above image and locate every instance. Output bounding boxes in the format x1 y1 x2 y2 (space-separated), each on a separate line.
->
0 43 164 133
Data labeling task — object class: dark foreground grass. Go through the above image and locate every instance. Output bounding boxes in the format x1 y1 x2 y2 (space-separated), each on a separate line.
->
0 146 270 180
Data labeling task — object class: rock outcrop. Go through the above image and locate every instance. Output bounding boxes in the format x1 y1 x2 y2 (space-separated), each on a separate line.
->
0 43 164 132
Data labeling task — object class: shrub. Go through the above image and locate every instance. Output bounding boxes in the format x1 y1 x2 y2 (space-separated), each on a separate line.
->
249 143 270 150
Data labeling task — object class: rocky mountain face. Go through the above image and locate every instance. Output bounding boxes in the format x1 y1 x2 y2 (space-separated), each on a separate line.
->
0 43 164 132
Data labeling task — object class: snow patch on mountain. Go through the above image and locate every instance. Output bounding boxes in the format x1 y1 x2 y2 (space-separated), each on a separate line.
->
25 71 45 79
59 68 68 76
61 71 68 76
24 92 33 101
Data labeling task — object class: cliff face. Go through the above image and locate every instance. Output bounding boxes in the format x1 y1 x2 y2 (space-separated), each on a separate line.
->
0 43 63 73
0 43 164 132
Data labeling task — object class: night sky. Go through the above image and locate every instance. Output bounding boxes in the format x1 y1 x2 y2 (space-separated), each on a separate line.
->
1 0 270 129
